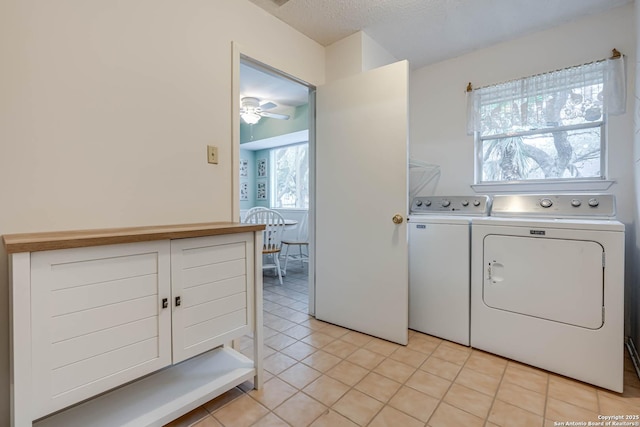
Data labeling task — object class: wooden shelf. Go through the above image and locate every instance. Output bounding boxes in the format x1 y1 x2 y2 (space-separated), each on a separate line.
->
3 222 265 254
34 347 255 427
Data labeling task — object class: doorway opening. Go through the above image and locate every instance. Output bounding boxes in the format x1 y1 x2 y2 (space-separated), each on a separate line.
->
235 53 316 319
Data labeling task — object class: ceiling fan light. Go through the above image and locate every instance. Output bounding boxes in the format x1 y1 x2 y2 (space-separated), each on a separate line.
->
241 112 261 125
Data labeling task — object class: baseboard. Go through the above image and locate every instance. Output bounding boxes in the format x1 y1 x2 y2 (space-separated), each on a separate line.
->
626 337 640 381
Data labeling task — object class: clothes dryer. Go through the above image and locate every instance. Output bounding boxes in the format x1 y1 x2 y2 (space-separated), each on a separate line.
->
471 194 624 392
408 196 490 346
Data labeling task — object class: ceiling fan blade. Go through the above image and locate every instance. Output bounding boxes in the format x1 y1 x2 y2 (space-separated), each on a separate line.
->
260 111 290 120
259 101 277 110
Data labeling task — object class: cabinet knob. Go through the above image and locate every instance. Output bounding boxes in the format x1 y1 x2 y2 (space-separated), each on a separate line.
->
162 298 168 309
175 296 181 307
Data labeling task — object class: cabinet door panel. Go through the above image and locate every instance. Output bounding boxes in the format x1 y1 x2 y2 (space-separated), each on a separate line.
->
181 241 246 268
51 273 158 315
183 310 248 349
51 338 159 396
182 275 246 307
171 234 254 363
31 241 171 419
51 317 158 369
183 292 247 327
182 259 246 288
51 295 157 342
49 252 158 290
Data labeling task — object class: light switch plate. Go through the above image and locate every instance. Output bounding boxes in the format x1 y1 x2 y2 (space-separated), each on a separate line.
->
207 145 218 164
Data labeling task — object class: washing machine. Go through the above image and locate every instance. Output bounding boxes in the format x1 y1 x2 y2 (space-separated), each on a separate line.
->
471 194 624 392
408 195 490 346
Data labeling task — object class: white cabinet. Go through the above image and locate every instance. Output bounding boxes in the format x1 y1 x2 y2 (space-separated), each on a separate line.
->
170 234 254 363
31 241 172 419
5 223 264 427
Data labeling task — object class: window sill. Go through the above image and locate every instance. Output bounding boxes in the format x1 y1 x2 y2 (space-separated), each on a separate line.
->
471 179 616 194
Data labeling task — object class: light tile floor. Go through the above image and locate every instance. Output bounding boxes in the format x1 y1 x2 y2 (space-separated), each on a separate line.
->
166 266 640 427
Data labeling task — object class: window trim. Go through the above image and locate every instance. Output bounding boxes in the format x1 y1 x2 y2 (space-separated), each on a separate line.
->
467 54 626 190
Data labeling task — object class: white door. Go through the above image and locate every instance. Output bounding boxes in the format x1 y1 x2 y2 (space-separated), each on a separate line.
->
315 61 409 345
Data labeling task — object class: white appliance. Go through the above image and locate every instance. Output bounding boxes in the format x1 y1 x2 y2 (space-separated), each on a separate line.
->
408 195 490 346
471 194 624 392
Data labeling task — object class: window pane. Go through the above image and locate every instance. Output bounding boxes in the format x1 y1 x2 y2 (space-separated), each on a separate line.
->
481 127 601 182
271 144 309 209
479 82 604 137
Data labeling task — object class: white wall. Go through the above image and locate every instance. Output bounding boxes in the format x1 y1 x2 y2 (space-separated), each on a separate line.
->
361 32 398 72
0 0 324 422
326 32 364 81
410 3 636 332
326 31 397 82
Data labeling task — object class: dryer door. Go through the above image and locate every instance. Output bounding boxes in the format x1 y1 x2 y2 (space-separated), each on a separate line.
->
483 235 604 329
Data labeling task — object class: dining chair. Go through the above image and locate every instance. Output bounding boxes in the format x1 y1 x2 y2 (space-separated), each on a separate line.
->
281 212 308 276
242 206 269 222
244 209 286 285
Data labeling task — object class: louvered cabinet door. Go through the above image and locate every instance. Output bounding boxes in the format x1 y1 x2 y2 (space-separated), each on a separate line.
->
30 241 172 419
170 233 254 363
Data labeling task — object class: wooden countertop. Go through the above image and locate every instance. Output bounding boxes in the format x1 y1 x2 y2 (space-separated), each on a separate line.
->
2 222 265 254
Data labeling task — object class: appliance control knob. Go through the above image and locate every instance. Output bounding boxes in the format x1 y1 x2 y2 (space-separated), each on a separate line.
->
540 198 553 208
442 200 451 207
424 200 431 206
571 199 582 207
416 200 423 207
473 200 481 207
461 200 469 207
588 198 599 207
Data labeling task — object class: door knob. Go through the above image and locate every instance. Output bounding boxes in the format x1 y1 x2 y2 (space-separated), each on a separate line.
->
392 214 404 224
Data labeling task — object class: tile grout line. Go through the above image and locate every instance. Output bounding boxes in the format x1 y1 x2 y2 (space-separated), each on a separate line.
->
417 339 456 427
480 353 509 427
201 273 634 427
251 323 355 426
542 367 551 426
358 338 433 426
255 318 442 426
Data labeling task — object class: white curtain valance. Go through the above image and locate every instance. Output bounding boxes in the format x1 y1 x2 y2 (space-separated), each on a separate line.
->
467 55 626 136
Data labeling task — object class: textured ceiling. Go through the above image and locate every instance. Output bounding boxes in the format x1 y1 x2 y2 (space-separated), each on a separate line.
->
249 0 632 68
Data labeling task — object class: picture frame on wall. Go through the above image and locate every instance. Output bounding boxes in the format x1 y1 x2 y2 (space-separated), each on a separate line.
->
240 159 248 177
257 158 267 178
240 182 248 201
257 182 267 200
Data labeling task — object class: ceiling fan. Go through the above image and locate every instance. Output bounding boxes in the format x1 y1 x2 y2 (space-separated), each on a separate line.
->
240 97 290 125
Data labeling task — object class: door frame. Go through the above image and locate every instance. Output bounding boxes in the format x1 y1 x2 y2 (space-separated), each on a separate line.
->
231 42 317 314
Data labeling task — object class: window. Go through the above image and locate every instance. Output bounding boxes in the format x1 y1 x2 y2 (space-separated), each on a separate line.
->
270 143 309 209
468 55 625 185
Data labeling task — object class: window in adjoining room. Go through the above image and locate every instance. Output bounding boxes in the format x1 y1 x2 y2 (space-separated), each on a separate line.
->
467 52 625 185
270 143 309 209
